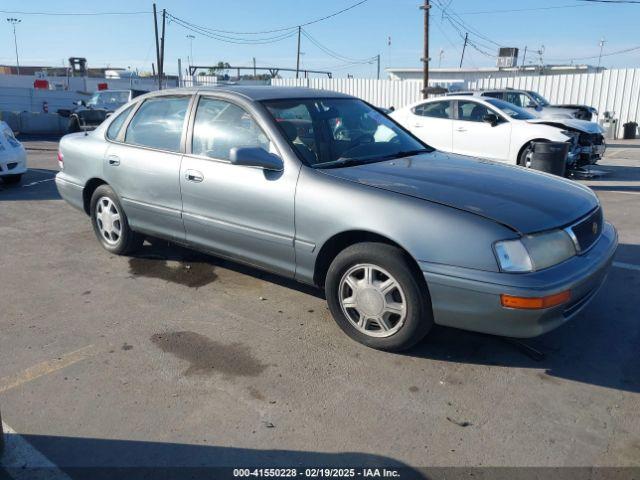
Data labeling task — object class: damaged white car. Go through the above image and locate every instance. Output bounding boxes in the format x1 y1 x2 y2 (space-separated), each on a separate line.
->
391 96 605 169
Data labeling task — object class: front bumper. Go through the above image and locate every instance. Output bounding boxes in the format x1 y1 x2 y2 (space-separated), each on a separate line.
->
420 222 618 338
0 147 27 176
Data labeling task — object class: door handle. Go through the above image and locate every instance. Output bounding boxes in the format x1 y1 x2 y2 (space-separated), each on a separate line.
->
413 124 423 128
107 155 120 166
455 127 467 132
185 169 204 183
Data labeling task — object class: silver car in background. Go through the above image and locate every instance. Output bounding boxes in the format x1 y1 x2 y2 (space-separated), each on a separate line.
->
55 87 617 351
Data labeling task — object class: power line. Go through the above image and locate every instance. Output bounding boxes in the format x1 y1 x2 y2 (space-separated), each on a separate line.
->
577 0 640 3
0 9 150 16
453 4 591 15
301 28 376 64
547 44 640 62
169 15 297 44
167 0 368 36
432 0 505 50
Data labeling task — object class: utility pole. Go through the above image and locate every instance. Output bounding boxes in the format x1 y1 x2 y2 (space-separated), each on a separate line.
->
253 57 257 77
6 18 21 76
296 26 301 79
376 54 380 80
420 0 430 99
438 48 444 68
459 32 468 68
521 46 527 67
153 4 161 89
160 8 166 89
597 38 606 69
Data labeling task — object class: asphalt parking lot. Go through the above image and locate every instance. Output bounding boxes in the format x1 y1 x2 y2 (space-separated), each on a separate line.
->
1 139 639 474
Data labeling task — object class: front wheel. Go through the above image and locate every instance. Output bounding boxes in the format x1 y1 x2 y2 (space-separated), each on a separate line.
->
325 242 433 351
90 184 142 255
518 143 534 168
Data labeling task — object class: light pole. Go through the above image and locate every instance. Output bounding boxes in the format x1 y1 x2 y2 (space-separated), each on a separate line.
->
597 38 606 69
7 17 21 75
186 34 195 71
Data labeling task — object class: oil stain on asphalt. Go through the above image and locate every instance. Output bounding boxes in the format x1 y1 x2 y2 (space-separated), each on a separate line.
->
129 258 217 288
150 331 267 378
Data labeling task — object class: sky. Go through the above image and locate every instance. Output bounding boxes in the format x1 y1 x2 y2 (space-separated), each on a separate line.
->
1 0 639 78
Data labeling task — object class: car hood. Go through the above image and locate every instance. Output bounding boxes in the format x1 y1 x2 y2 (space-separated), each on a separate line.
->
526 117 604 134
320 151 598 234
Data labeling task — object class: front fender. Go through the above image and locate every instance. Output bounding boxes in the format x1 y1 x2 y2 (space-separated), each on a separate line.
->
294 167 515 284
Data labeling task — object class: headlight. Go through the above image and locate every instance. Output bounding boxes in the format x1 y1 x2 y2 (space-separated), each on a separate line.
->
494 229 576 272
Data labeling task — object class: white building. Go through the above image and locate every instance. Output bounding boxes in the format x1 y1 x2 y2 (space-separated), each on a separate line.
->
386 65 604 89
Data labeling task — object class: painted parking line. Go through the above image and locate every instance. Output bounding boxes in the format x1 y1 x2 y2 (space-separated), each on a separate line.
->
1 421 72 480
22 178 55 188
613 261 640 272
0 345 95 394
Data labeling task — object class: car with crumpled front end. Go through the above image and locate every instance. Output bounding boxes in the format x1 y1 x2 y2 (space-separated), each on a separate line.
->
55 86 617 351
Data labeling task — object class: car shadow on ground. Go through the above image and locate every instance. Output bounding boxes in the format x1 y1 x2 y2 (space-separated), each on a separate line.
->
133 240 639 394
131 238 325 299
409 243 640 394
0 168 61 201
1 434 427 480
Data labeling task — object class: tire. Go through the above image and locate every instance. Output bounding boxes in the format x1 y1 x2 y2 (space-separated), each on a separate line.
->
90 184 142 255
325 242 433 351
518 143 534 168
68 117 81 133
1 174 22 185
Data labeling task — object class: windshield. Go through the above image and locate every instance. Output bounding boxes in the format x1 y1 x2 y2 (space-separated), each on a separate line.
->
262 98 431 168
528 91 550 107
485 98 537 120
87 91 130 107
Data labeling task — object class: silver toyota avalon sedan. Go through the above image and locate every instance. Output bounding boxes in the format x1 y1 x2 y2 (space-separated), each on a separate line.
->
55 86 617 351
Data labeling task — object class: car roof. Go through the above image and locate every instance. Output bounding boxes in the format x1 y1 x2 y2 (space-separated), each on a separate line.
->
141 85 354 102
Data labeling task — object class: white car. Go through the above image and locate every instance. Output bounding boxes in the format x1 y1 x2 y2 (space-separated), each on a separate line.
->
0 121 27 184
391 96 605 168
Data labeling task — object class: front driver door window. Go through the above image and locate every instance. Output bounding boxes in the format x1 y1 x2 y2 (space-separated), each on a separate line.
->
180 96 299 276
452 100 512 162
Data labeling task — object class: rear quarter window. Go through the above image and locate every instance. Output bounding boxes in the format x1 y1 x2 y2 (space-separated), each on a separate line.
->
106 104 135 140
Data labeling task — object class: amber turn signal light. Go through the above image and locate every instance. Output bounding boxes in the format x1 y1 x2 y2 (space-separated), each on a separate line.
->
500 290 571 310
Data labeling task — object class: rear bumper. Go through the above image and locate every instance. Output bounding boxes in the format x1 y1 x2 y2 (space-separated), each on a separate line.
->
55 173 85 212
420 222 618 338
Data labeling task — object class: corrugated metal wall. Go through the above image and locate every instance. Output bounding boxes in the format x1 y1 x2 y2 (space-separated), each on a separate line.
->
274 69 640 137
272 78 425 110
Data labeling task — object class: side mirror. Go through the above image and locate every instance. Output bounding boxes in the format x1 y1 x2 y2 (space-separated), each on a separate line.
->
229 147 283 171
76 100 86 107
482 113 499 126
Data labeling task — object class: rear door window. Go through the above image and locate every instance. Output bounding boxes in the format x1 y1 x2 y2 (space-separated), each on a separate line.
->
124 96 190 152
482 92 504 100
413 101 452 119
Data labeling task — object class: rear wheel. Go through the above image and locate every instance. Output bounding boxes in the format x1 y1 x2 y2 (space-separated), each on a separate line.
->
90 185 142 255
325 242 433 351
1 174 22 185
